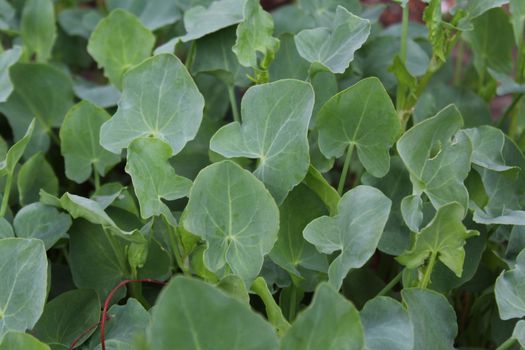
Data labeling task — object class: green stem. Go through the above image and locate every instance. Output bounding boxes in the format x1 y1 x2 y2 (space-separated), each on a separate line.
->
0 173 13 217
498 94 524 136
453 40 464 86
288 285 297 321
185 42 196 70
337 143 354 195
163 217 190 276
496 338 517 350
395 4 409 112
227 85 240 123
419 251 438 289
93 165 100 191
128 267 151 308
377 270 403 297
251 277 291 337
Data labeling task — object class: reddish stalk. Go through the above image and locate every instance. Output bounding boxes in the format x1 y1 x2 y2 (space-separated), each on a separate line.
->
100 279 166 350
67 315 110 350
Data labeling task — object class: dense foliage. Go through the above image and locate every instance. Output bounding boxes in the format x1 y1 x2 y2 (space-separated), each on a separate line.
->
1 0 525 349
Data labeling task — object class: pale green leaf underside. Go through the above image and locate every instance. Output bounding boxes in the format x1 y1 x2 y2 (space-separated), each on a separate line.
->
210 79 314 203
126 137 192 219
0 238 47 339
147 276 279 350
303 185 391 289
294 6 370 73
100 54 205 156
183 160 279 283
0 46 22 103
316 77 400 178
495 248 525 320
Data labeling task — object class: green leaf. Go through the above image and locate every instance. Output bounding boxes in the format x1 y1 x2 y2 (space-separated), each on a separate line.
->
0 46 22 103
402 288 458 350
233 0 279 70
413 82 492 127
269 33 309 81
69 221 129 296
360 297 413 350
72 78 121 108
401 194 424 232
0 332 49 350
0 63 73 156
513 320 525 348
60 101 121 183
87 298 149 349
107 0 181 30
462 126 519 173
126 137 192 219
58 8 102 39
397 105 472 211
463 8 514 75
32 289 100 350
210 79 314 203
269 185 328 277
21 0 56 62
100 54 205 155
192 27 249 86
299 0 362 27
302 165 340 215
0 238 47 338
14 203 71 250
17 152 58 205
87 9 155 89
183 160 279 283
181 0 247 42
0 218 13 239
316 77 400 178
146 276 279 350
397 202 479 278
0 120 35 176
495 248 525 320
510 0 525 48
281 282 364 350
303 185 391 289
294 6 370 73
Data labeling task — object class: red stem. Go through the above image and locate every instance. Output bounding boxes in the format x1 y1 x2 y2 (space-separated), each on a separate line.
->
100 279 166 350
67 315 110 350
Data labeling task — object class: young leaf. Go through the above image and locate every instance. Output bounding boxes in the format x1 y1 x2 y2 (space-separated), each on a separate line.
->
58 8 102 39
495 248 525 320
302 165 340 215
0 64 73 155
316 77 400 178
0 120 35 177
303 185 391 289
32 289 100 349
13 203 71 250
0 46 22 103
87 9 155 89
107 0 181 30
125 137 192 219
294 6 370 74
0 238 47 338
183 160 279 283
60 101 121 183
180 0 247 42
402 288 458 350
210 79 314 203
146 276 279 350
21 0 56 62
0 332 49 350
360 297 414 350
281 282 364 350
100 54 205 155
397 105 472 211
233 0 280 70
269 185 328 277
17 152 58 205
397 202 479 278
